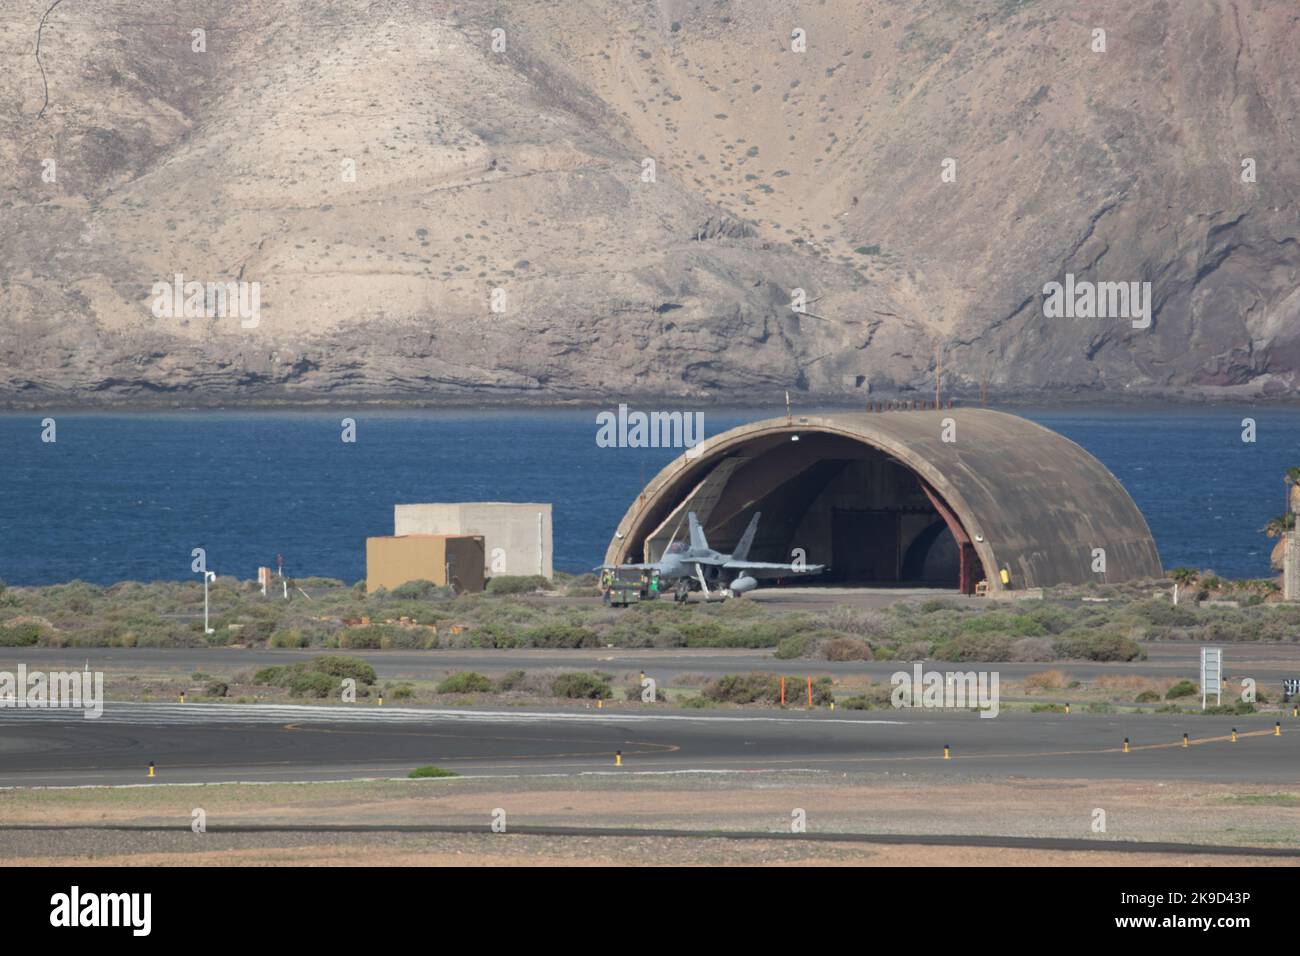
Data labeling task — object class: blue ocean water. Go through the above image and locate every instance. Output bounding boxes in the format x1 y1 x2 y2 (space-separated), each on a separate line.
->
0 406 1295 586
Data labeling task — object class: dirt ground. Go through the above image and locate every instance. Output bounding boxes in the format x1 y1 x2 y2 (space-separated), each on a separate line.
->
3 772 1296 866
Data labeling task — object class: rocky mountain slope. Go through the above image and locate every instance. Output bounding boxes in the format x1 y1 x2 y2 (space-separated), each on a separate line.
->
1 0 1297 405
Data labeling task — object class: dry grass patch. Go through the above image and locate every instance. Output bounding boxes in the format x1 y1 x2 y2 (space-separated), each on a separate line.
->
1094 675 1165 701
1023 669 1068 693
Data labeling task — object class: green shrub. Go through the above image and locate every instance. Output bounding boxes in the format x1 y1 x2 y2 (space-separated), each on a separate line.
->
918 598 960 614
702 674 833 706
287 671 338 698
1050 633 1144 662
495 669 527 691
486 575 551 595
253 656 373 696
676 694 712 708
336 626 388 649
933 634 1013 661
1203 700 1256 715
310 655 376 685
240 620 277 642
252 665 292 686
1135 690 1161 703
437 671 493 694
296 577 347 589
961 614 1045 637
409 766 458 778
205 680 229 698
464 622 522 649
817 636 872 661
519 622 600 648
388 580 451 600
1166 679 1198 700
703 673 778 704
776 630 869 660
1128 599 1197 628
624 680 667 702
774 633 815 659
551 672 611 699
0 621 45 646
268 629 309 648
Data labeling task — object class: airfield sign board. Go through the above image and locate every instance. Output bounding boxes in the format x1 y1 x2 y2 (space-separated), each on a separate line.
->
1201 647 1222 709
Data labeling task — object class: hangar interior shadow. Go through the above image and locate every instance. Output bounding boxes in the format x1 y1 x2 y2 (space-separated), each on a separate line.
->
639 432 984 592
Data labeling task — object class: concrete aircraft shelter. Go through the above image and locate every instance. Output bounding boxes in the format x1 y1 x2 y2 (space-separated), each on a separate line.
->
603 408 1162 594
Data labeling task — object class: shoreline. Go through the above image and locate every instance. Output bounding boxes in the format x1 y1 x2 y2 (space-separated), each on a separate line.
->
3 394 1300 414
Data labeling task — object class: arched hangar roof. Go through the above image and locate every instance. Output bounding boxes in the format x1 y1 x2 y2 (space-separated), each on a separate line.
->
604 408 1162 591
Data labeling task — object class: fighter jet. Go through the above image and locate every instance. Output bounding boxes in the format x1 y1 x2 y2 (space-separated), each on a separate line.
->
599 511 825 602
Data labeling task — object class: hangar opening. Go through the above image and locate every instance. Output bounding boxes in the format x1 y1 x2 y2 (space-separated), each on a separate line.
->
626 431 980 592
605 410 1163 595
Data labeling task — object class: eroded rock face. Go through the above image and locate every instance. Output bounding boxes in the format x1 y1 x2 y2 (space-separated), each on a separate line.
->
1 0 1296 406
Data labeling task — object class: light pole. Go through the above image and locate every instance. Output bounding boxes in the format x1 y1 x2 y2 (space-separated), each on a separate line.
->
203 571 216 634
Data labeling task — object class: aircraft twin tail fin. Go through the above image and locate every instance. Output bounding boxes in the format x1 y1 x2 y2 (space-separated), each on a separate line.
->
687 511 709 552
731 512 761 561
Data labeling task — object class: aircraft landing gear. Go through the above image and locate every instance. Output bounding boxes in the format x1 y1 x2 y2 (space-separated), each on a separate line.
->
674 580 691 604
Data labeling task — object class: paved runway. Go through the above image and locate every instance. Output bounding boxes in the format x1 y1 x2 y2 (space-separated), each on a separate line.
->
2 701 1296 787
9 641 1300 685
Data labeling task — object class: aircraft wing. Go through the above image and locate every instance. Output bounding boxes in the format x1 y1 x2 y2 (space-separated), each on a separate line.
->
722 561 826 575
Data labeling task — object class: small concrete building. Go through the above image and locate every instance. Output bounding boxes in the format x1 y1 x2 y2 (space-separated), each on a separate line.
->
365 534 486 593
394 502 553 579
1285 532 1300 601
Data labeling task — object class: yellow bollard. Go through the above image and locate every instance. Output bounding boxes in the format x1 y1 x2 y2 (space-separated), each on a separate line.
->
1231 728 1238 743
1292 705 1298 718
378 695 383 707
943 744 950 760
148 762 155 778
1064 702 1070 715
598 698 603 709
1123 737 1130 753
615 750 622 767
179 692 186 704
1276 722 1282 736
830 701 835 711
1182 733 1188 748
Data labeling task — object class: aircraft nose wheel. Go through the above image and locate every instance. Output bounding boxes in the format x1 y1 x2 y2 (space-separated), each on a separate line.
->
674 580 690 603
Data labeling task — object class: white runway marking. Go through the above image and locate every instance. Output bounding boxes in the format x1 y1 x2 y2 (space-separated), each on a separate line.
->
0 701 906 727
